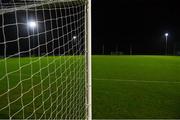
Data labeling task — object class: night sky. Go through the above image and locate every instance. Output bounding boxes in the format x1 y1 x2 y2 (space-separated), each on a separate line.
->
1 0 180 56
92 0 180 55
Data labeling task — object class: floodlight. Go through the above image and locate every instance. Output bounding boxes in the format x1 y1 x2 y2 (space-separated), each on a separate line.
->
28 21 37 29
164 33 169 55
165 33 168 37
73 36 77 40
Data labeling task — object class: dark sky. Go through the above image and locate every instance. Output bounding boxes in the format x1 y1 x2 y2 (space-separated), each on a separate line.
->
92 0 180 54
1 0 180 56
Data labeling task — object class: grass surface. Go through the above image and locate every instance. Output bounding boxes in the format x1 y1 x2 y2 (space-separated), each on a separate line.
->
0 56 86 119
1 55 180 119
92 55 180 119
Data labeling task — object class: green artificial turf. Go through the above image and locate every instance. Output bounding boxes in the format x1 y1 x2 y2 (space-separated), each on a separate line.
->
0 56 86 119
92 55 180 119
1 55 180 119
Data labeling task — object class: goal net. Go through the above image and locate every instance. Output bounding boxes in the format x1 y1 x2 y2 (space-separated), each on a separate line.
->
0 0 91 119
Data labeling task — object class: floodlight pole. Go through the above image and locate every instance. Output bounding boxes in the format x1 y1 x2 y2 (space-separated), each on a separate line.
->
32 28 35 56
116 45 118 55
130 44 132 55
28 21 37 56
165 33 168 55
102 44 105 55
173 43 176 55
32 26 37 56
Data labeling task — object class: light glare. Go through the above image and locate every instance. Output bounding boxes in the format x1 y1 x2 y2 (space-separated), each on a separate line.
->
165 33 168 37
28 21 37 29
73 36 77 39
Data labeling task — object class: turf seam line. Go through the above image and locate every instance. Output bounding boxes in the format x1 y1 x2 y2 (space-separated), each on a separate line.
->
93 78 180 84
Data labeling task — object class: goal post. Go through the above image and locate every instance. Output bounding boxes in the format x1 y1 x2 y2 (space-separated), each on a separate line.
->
87 0 92 119
0 0 91 119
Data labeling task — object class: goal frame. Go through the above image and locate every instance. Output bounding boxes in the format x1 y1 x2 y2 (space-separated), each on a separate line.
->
86 0 92 119
0 0 92 119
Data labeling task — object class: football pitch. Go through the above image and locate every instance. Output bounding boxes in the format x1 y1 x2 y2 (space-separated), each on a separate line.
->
93 55 180 119
1 55 180 119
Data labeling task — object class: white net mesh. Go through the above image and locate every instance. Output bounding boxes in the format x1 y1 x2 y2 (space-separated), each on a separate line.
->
0 0 87 119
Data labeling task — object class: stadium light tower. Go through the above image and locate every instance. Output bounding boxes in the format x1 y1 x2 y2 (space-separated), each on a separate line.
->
73 36 77 44
165 33 168 55
27 20 37 56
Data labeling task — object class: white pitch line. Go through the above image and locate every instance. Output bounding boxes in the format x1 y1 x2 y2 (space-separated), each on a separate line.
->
93 78 180 84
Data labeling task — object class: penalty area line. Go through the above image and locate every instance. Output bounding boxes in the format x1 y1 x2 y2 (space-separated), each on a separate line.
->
93 78 180 84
